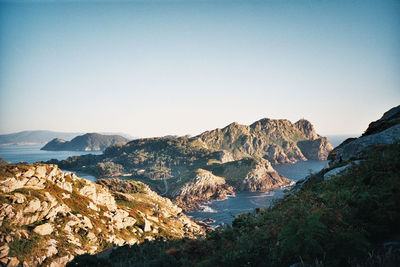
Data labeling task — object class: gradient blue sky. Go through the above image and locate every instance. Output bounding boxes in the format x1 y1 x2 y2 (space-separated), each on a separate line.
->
1 0 399 137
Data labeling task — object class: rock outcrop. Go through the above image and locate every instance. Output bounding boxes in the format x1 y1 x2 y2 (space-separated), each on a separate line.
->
0 163 204 266
192 118 333 164
329 105 400 166
174 169 235 211
238 158 292 191
173 158 291 211
41 133 129 151
362 105 400 136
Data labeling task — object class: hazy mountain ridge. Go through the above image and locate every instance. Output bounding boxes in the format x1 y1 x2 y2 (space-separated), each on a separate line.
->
0 163 204 266
41 133 129 152
0 131 135 147
0 131 81 146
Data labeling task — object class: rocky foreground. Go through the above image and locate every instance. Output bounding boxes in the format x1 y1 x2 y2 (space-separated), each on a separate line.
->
0 164 204 266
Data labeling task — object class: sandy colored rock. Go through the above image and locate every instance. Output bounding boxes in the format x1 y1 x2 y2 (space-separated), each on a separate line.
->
0 243 9 258
23 198 41 213
33 223 53 235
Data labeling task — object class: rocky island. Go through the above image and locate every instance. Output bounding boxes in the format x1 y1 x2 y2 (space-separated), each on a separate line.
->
0 163 204 266
50 118 332 211
41 133 129 152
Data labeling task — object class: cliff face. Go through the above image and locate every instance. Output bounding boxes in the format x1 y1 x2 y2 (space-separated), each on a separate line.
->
328 105 400 166
41 133 129 151
0 163 203 266
192 118 333 164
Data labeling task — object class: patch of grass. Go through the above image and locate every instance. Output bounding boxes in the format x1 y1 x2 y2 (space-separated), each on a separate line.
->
13 188 46 201
8 233 44 262
116 199 136 209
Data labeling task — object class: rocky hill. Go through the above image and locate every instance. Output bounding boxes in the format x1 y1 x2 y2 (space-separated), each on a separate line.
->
41 133 129 152
0 163 204 266
192 118 332 164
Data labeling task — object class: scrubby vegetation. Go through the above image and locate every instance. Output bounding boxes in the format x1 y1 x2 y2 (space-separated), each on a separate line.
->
69 143 400 267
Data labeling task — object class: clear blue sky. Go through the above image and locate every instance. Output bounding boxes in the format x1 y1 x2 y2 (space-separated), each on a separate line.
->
1 0 399 137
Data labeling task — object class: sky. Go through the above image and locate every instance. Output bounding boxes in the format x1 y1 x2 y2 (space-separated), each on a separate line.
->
0 0 399 138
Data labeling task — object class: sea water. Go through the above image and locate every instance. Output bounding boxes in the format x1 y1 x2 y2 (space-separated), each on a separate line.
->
186 160 328 226
0 145 101 182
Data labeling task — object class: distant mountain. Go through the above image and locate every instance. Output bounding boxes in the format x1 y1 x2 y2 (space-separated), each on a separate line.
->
41 133 129 151
0 130 81 146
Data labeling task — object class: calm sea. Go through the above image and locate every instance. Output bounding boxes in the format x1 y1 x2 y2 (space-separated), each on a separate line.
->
0 144 101 181
187 160 328 226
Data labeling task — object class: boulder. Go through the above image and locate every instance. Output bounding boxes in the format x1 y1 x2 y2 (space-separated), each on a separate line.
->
33 223 53 235
0 243 9 258
49 255 74 267
35 165 47 178
143 219 152 232
45 239 58 258
6 257 20 267
23 198 41 214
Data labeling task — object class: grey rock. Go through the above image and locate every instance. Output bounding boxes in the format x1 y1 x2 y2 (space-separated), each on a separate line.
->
331 124 400 165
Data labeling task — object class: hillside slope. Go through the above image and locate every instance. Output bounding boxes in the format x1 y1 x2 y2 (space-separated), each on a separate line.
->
0 163 203 266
